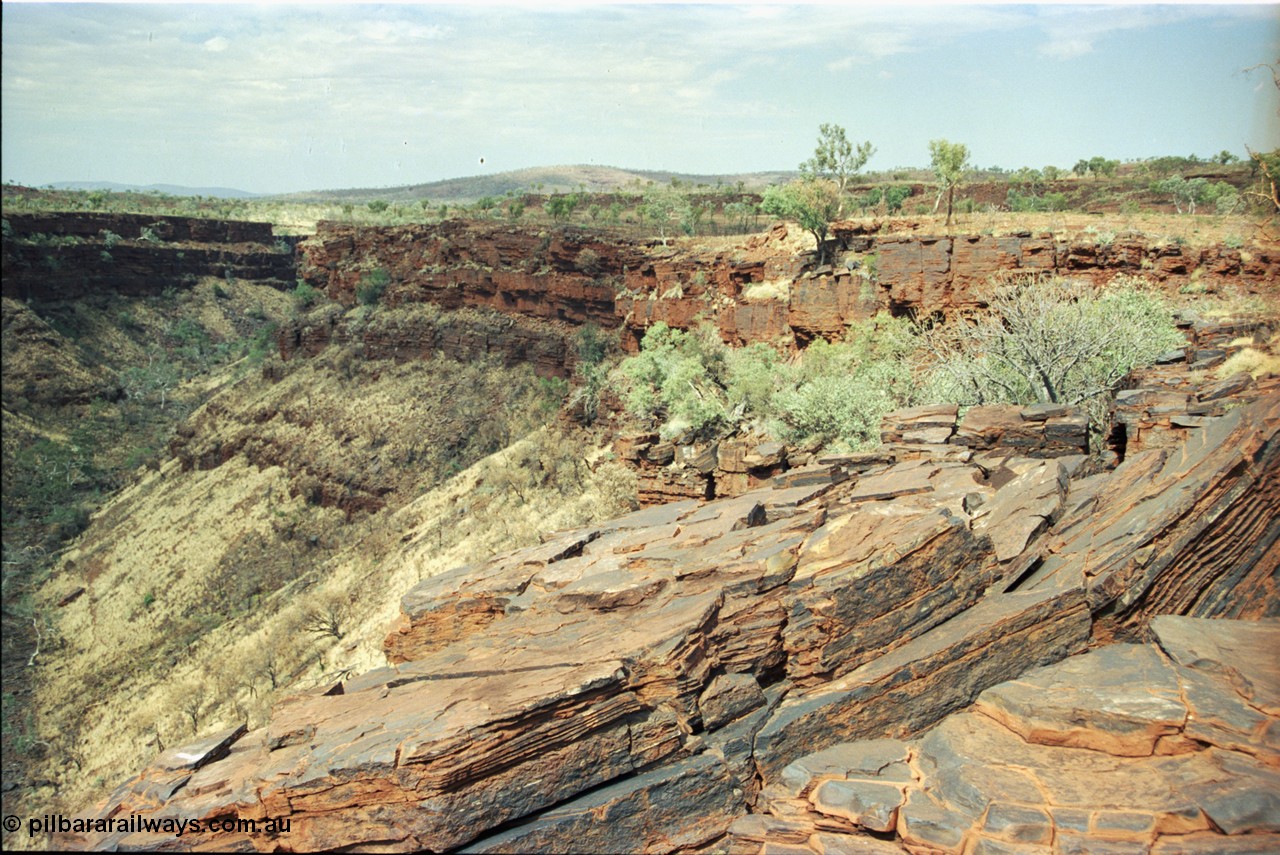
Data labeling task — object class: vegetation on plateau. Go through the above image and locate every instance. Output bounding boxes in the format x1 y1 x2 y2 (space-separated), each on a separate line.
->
613 275 1186 453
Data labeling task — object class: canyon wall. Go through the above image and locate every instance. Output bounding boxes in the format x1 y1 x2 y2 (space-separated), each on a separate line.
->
2 212 297 301
291 218 1279 376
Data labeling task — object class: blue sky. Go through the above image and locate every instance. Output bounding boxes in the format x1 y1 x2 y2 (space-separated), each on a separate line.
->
2 1 1277 194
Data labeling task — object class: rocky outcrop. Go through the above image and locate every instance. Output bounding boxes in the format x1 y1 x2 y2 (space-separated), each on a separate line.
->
617 402 1088 509
2 212 297 301
55 391 1280 853
730 616 1280 854
291 220 1278 377
845 227 1280 316
276 302 578 378
882 401 1090 459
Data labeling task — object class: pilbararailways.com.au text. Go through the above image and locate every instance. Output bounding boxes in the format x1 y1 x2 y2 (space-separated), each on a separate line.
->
23 813 291 839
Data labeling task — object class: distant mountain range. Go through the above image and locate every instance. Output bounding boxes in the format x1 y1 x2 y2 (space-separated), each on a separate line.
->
48 181 262 199
265 165 797 204
45 165 797 205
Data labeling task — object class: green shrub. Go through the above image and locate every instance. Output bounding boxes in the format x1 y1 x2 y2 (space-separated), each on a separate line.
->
291 281 321 308
171 318 209 349
616 313 917 448
921 276 1183 426
574 323 610 366
367 200 389 214
247 323 279 364
575 248 601 274
774 314 918 449
619 323 730 439
356 268 390 306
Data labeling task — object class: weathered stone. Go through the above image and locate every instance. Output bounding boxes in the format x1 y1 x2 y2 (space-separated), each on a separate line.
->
810 778 904 833
972 459 1068 562
1196 372 1253 402
1019 402 1071 421
699 673 766 730
981 802 1054 845
844 461 936 503
1010 393 1280 633
745 441 787 469
975 643 1186 756
778 739 911 798
154 723 248 772
462 753 746 854
755 587 1091 781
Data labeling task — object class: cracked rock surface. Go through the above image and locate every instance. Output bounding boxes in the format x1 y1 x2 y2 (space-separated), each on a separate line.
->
733 616 1280 854
55 394 1279 852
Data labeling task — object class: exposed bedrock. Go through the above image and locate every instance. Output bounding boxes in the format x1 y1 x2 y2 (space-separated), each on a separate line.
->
2 211 297 300
56 391 1280 852
289 219 1278 375
731 616 1280 854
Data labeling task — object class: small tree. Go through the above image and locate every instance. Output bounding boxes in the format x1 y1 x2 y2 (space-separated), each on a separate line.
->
545 193 580 222
800 123 875 216
301 593 349 641
640 185 690 245
929 139 971 227
761 178 841 263
1087 156 1120 178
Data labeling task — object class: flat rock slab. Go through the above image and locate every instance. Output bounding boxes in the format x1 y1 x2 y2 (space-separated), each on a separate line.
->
974 643 1186 756
1152 615 1280 715
972 459 1068 562
741 619 1280 855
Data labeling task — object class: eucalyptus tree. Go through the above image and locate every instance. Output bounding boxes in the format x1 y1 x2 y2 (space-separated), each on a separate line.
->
929 139 971 226
800 123 875 215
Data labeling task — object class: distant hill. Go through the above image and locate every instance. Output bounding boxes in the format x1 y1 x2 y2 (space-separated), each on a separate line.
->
49 181 261 199
266 164 797 204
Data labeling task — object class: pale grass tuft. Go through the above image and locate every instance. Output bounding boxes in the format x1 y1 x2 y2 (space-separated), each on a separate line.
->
742 279 791 302
1216 347 1280 380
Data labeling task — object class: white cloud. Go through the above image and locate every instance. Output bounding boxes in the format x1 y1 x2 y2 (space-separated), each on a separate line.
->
1039 37 1093 60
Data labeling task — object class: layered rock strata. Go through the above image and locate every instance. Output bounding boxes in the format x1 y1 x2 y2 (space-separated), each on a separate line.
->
56 391 1279 853
729 615 1280 854
2 212 297 300
290 220 1278 377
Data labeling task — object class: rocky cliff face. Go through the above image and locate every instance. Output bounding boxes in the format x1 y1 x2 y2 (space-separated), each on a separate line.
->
2 212 297 301
290 219 1278 377
56 384 1279 852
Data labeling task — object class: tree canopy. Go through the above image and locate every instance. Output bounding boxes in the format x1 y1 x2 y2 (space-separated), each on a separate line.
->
928 139 971 227
800 123 874 215
761 178 842 263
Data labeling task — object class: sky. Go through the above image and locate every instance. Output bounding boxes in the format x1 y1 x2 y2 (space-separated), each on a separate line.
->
2 1 1278 195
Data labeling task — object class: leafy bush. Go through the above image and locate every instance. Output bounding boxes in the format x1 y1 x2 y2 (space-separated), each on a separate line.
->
291 281 321 308
921 276 1183 425
616 313 918 448
575 248 601 274
574 323 610 366
366 200 389 214
356 268 390 305
619 323 731 439
774 314 918 448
